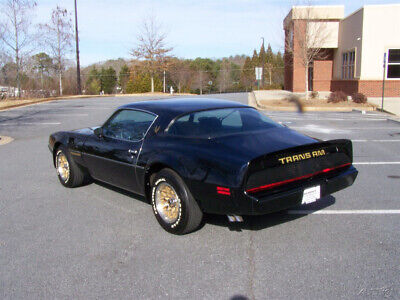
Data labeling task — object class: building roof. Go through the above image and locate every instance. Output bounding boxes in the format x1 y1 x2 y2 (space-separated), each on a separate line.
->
284 5 344 28
344 3 400 20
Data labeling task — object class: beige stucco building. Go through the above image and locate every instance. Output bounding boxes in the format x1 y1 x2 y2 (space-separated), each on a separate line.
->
284 4 400 97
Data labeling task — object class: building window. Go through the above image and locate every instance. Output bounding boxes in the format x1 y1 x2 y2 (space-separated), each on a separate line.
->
286 27 294 49
387 49 400 79
342 50 355 79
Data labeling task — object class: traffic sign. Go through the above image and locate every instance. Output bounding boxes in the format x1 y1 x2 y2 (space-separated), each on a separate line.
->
255 67 263 80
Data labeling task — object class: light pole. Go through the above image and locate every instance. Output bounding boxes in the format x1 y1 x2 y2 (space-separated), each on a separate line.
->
74 0 82 95
261 37 265 87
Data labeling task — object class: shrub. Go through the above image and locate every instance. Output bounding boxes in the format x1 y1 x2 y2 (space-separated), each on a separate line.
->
328 91 347 103
310 91 319 99
261 83 284 90
352 92 367 104
86 79 101 95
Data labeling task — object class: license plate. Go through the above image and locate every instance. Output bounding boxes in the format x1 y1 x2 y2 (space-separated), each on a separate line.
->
302 185 321 204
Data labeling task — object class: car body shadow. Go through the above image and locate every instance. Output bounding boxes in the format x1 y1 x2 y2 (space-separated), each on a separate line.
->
92 180 335 232
204 195 336 231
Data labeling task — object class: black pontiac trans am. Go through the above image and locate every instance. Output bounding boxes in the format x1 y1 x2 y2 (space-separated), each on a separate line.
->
49 98 358 234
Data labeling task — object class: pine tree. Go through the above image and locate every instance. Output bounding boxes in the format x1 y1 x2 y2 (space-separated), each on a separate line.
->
119 65 130 93
126 79 135 94
125 71 162 93
240 56 254 91
266 44 273 64
100 67 117 94
275 51 284 67
265 44 274 85
273 51 285 89
85 67 101 94
251 49 259 68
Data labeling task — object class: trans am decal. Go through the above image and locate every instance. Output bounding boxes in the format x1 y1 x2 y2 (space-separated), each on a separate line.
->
278 149 326 165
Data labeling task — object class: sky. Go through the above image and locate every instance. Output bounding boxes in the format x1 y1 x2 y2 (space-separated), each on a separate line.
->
33 0 400 66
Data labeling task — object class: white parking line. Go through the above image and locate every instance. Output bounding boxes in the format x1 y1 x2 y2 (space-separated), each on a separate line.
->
275 118 387 121
292 126 400 130
49 114 88 116
353 162 400 165
0 122 61 125
62 107 114 110
353 140 400 142
287 209 400 215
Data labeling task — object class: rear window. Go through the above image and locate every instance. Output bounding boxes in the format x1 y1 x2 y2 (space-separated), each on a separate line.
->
168 107 281 138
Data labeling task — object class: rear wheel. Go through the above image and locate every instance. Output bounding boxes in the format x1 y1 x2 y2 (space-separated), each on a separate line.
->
151 169 203 234
55 145 88 188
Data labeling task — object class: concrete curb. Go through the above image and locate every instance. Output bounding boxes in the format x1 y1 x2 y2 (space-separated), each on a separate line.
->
386 117 400 124
256 104 375 112
0 95 105 111
0 93 195 111
247 92 259 108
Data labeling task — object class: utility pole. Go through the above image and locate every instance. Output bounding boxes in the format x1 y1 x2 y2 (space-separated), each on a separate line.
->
199 71 202 95
74 0 82 95
163 70 166 93
382 52 387 111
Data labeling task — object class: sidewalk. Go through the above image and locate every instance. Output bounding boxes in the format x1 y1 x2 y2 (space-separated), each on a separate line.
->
368 97 400 116
251 90 375 112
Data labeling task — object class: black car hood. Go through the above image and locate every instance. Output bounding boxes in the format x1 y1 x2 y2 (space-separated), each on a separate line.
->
213 127 317 161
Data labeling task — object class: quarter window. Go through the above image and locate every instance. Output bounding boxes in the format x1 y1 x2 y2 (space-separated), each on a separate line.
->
342 50 355 79
387 49 400 79
102 109 156 141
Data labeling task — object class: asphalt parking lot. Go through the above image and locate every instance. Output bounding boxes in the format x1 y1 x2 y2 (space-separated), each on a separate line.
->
0 94 399 299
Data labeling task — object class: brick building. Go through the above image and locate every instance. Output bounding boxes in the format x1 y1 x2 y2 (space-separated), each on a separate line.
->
283 5 400 97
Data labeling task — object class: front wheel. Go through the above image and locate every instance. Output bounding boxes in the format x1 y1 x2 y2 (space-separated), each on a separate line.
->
151 169 203 234
55 145 89 188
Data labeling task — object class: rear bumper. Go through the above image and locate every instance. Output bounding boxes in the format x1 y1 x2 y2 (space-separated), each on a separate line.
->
204 166 358 216
250 166 357 215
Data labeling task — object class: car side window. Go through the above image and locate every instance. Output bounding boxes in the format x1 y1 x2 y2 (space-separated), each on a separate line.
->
102 109 156 141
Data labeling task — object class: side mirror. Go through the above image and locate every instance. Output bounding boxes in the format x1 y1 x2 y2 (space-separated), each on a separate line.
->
94 127 103 138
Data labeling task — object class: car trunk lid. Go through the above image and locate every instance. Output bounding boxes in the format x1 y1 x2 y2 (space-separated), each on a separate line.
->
244 139 353 195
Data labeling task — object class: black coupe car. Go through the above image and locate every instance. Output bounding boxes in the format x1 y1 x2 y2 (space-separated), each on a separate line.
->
49 98 358 234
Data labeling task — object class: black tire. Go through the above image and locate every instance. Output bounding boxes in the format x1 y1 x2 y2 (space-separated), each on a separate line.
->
151 168 203 234
54 145 88 188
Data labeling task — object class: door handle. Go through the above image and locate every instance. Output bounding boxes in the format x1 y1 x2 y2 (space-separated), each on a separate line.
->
128 149 138 156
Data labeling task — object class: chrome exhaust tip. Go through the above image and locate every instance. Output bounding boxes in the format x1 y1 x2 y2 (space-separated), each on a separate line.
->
227 215 243 222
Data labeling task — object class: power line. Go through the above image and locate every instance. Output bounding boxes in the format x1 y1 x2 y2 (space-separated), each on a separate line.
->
79 66 285 77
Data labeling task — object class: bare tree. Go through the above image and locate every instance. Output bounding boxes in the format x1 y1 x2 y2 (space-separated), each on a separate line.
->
40 6 73 96
284 5 331 99
130 16 173 93
0 51 7 72
217 60 231 93
168 59 193 93
0 0 37 97
191 70 210 95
